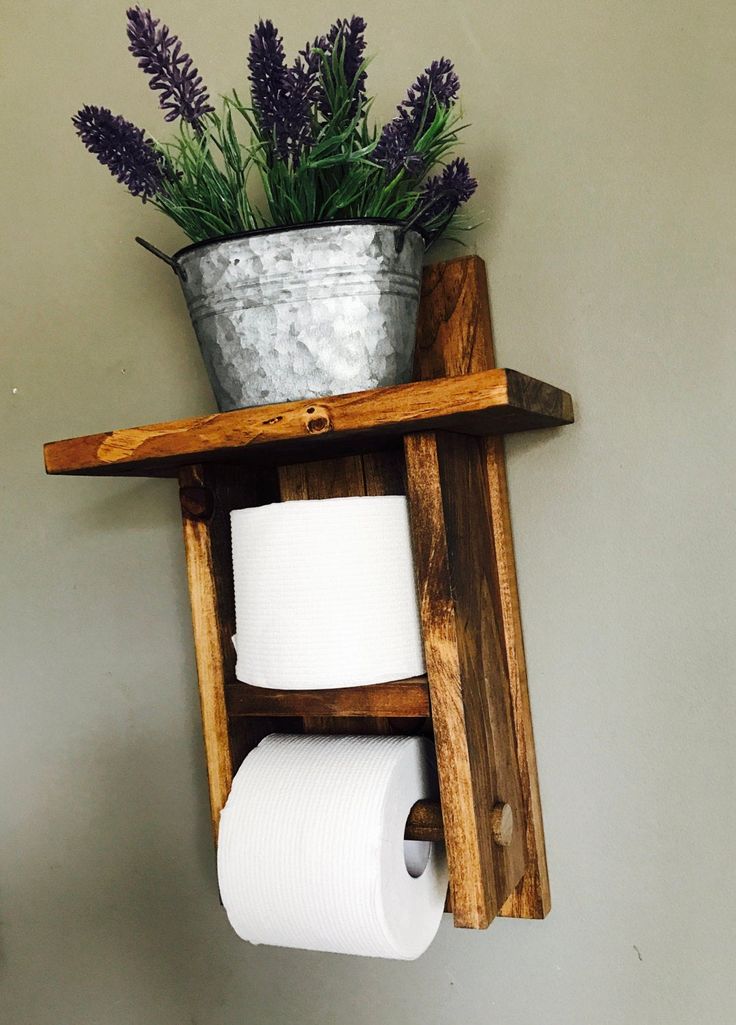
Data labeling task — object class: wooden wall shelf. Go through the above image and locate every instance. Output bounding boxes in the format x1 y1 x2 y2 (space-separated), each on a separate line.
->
44 367 572 478
45 255 572 930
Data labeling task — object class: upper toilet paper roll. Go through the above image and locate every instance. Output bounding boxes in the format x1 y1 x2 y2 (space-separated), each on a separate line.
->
230 496 425 689
217 734 448 959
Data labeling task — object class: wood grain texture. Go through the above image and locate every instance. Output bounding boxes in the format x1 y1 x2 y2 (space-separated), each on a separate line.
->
226 678 429 718
404 431 526 928
43 368 572 477
415 255 497 379
491 803 514 848
179 465 232 843
414 254 552 919
403 433 487 926
61 254 558 931
178 463 279 840
486 435 551 917
405 800 444 841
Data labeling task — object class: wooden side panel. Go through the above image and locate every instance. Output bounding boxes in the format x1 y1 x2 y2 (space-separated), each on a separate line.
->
178 463 279 840
403 433 487 926
179 465 232 844
485 435 550 917
404 431 526 928
414 255 551 918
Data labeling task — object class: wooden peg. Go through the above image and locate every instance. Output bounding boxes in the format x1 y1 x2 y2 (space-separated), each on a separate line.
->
179 484 214 522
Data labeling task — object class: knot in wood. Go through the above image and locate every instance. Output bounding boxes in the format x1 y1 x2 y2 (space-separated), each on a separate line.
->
303 405 332 435
179 485 214 522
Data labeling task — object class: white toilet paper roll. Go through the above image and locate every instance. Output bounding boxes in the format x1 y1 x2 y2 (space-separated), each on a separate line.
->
217 734 448 959
230 496 425 689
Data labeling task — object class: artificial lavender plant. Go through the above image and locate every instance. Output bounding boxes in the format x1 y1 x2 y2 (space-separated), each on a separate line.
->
126 6 214 127
71 105 168 200
73 9 477 245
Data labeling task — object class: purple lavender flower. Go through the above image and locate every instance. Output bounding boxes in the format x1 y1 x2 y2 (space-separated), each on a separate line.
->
416 157 477 236
331 16 367 94
310 16 368 118
372 112 425 178
375 57 459 179
248 21 286 130
248 20 314 163
72 104 168 200
126 7 214 127
405 58 459 120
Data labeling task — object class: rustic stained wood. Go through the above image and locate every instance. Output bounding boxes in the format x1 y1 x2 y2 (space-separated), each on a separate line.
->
43 367 572 478
178 464 232 843
405 800 444 842
45 254 563 929
414 255 551 920
404 430 526 927
491 803 515 848
226 679 429 718
178 463 279 839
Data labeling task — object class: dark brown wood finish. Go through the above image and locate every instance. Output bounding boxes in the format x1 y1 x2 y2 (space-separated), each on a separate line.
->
43 368 572 478
47 255 563 929
405 800 444 842
226 678 429 718
178 462 279 839
413 255 551 920
404 431 526 928
403 800 514 845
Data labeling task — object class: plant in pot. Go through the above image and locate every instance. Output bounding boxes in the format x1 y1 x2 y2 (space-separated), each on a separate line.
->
73 10 477 411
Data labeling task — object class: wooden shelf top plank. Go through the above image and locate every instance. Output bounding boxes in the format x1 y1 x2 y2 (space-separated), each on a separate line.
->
44 367 573 478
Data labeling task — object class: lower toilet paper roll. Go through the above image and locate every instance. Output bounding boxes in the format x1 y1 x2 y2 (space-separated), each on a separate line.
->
217 734 448 959
230 496 426 689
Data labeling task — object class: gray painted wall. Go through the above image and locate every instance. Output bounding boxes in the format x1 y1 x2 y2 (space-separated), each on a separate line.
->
2 1 734 1022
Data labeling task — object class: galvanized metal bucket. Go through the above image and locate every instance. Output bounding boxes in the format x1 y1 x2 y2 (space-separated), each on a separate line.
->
151 221 425 412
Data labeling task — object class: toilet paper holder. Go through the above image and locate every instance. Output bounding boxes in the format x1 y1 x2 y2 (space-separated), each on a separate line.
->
44 255 573 930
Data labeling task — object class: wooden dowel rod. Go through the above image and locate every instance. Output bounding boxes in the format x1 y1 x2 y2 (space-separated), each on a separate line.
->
405 800 444 841
404 801 514 846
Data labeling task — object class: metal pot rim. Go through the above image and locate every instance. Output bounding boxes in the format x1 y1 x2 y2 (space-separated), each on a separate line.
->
172 218 427 262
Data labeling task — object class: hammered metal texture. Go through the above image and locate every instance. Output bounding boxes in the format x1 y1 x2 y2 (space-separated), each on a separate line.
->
175 223 424 411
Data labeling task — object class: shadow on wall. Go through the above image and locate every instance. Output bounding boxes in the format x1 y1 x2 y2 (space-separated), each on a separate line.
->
72 478 181 536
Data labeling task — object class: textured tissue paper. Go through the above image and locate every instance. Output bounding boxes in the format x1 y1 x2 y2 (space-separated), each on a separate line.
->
230 495 426 689
217 733 448 959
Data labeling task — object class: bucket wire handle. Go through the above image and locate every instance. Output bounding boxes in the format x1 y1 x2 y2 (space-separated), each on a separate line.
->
135 236 181 277
394 216 429 254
